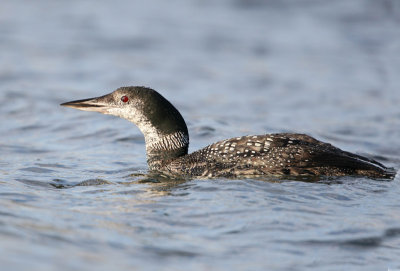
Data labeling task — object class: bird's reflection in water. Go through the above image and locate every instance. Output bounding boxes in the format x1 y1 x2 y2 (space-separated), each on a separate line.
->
125 172 189 197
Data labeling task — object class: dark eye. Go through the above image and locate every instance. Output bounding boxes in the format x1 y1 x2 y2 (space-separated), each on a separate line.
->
121 96 129 103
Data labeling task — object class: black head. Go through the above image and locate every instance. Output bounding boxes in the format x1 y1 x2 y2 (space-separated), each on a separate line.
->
61 86 188 138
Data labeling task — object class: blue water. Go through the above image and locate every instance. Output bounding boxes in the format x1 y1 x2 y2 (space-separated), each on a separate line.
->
1 0 400 270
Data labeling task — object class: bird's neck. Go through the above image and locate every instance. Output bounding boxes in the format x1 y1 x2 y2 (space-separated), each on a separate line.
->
144 131 189 171
126 95 189 171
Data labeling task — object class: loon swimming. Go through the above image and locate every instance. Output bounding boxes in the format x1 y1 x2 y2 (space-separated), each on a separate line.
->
61 86 394 179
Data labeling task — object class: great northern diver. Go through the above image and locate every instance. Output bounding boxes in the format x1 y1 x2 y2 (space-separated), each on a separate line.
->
61 86 394 178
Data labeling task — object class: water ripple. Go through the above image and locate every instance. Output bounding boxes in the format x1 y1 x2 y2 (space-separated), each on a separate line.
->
287 227 400 249
20 167 55 173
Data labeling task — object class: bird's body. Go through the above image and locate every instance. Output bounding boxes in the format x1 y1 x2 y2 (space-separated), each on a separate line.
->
61 86 395 179
165 133 392 178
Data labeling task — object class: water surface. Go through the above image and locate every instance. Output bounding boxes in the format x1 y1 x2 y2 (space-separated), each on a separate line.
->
1 0 400 270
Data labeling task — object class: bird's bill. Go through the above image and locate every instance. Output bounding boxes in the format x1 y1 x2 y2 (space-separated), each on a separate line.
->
60 95 110 113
